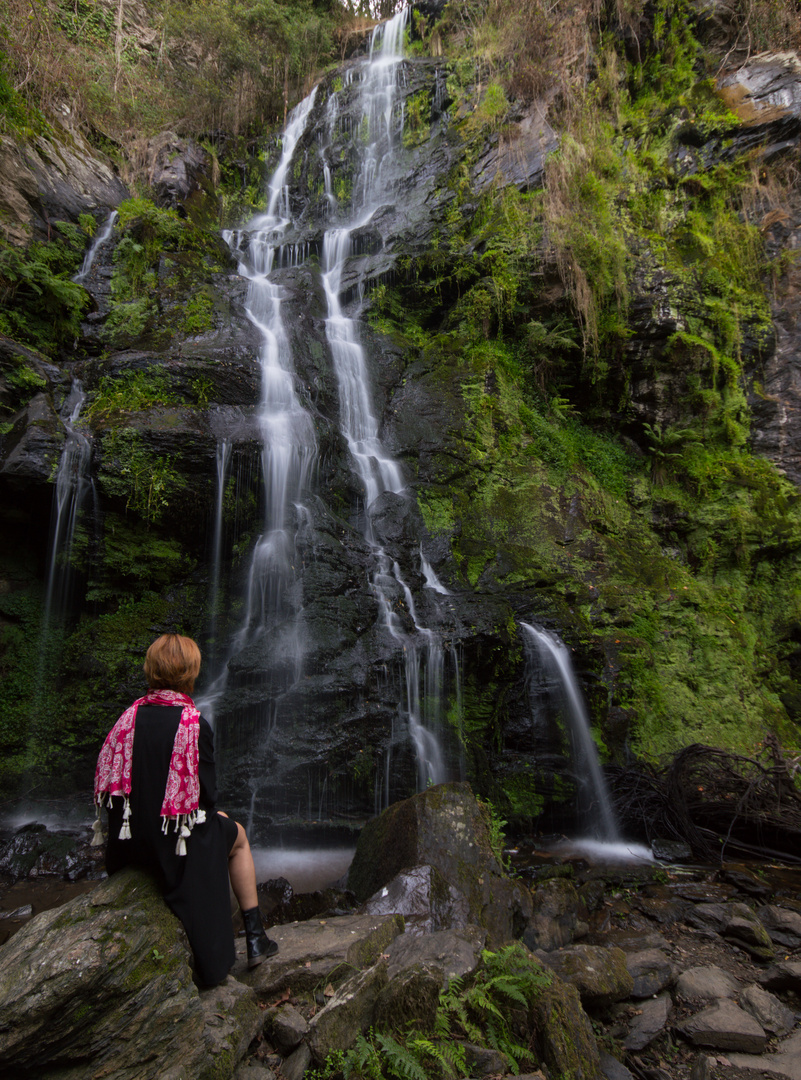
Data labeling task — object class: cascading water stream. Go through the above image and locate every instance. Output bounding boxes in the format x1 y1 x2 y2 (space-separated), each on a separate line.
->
42 381 95 626
198 95 319 723
73 211 118 283
520 622 620 841
320 8 455 797
208 438 232 667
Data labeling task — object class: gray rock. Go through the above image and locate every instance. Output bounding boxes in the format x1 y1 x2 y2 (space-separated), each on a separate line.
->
677 999 767 1053
623 992 671 1051
537 943 633 1007
675 966 740 1002
625 949 674 998
760 960 801 992
239 912 404 998
385 926 486 982
600 1051 636 1079
728 1029 801 1080
758 904 801 949
200 977 263 1077
463 1043 508 1076
685 903 729 933
307 960 389 1061
363 863 471 933
723 903 775 960
0 392 63 483
266 1003 309 1053
280 1042 312 1080
739 983 797 1037
234 1066 276 1080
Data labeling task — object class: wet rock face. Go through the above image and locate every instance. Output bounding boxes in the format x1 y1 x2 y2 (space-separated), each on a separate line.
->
0 128 129 244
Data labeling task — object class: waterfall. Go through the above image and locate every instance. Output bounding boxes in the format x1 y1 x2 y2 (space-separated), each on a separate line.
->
198 94 319 724
319 7 454 799
73 211 118 283
208 438 232 667
520 622 620 841
42 381 95 627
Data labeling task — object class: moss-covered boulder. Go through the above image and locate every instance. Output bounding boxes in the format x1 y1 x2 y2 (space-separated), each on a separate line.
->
536 943 634 1007
346 782 532 947
0 868 261 1080
530 977 603 1080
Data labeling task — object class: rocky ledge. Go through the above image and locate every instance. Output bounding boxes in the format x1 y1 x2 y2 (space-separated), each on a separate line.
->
0 784 799 1080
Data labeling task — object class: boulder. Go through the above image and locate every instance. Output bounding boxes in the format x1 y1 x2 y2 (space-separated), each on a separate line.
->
625 948 675 998
385 925 486 982
363 863 471 932
0 869 207 1079
537 944 634 1007
728 1029 801 1080
739 983 797 1037
200 977 264 1080
760 959 801 992
722 902 775 960
675 965 740 1002
240 912 404 997
306 960 389 1060
677 999 767 1053
346 782 532 947
523 878 588 952
623 991 671 1051
530 978 603 1079
373 962 445 1033
265 1003 309 1054
757 904 801 949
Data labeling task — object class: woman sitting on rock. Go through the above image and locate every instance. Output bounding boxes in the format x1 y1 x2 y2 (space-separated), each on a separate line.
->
92 632 277 986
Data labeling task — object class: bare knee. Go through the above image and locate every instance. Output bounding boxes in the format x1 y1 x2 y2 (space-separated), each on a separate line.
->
229 820 249 855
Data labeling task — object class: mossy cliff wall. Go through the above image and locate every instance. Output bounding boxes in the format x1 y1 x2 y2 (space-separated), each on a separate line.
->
1 0 800 830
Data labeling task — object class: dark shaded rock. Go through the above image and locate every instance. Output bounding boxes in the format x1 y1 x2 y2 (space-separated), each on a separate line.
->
759 959 801 992
346 783 532 948
685 903 729 933
623 991 671 1051
0 823 103 884
719 866 773 898
373 962 445 1033
600 1051 636 1079
265 1003 309 1053
306 960 389 1061
530 977 602 1079
723 903 775 960
463 1043 507 1076
536 944 633 1007
651 838 692 862
677 999 767 1053
142 133 215 218
363 863 470 933
280 1043 311 1080
728 1029 801 1079
0 393 64 484
625 948 675 998
523 878 588 952
757 904 801 949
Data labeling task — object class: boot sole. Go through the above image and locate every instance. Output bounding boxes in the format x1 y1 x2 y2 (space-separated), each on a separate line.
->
247 940 279 968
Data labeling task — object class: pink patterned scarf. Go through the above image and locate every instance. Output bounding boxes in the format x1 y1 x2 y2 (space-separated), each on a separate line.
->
92 689 206 855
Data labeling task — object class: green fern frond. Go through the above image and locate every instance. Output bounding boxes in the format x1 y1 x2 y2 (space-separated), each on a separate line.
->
374 1030 429 1080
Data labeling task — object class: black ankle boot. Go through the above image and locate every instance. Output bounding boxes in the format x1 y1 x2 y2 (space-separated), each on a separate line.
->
242 906 278 968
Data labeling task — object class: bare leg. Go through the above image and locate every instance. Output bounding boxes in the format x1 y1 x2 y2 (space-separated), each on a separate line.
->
220 814 259 912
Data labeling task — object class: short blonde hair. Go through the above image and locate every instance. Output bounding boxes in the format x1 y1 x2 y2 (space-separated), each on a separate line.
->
144 634 201 694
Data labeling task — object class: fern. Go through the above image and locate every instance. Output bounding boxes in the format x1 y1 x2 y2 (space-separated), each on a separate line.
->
373 1031 429 1080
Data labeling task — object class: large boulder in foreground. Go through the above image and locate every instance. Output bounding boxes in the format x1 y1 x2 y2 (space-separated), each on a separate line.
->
346 782 532 947
0 868 260 1080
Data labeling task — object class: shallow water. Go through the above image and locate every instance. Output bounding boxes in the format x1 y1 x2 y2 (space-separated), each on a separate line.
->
251 846 356 893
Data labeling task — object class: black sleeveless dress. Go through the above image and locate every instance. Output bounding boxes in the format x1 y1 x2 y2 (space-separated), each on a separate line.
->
105 705 238 986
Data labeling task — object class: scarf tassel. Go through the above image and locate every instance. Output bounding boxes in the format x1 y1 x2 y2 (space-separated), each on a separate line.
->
118 795 132 841
90 806 105 848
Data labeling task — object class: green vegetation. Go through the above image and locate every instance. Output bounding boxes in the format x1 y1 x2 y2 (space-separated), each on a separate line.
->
0 222 89 354
99 429 186 524
312 944 552 1080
